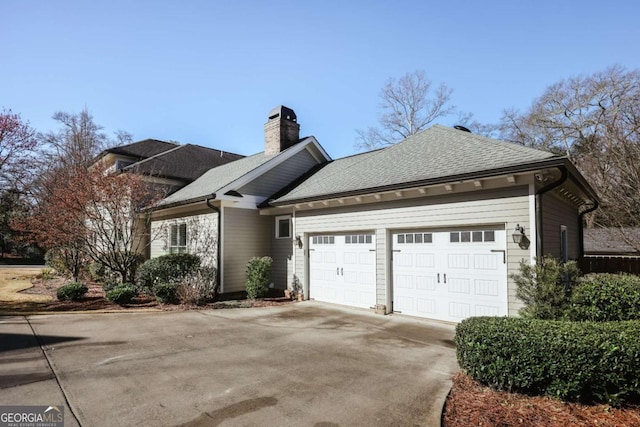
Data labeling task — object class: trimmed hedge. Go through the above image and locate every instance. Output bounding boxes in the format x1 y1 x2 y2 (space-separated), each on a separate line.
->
106 283 137 305
56 282 88 301
456 317 640 405
245 256 272 299
152 282 180 304
136 253 201 292
568 273 640 321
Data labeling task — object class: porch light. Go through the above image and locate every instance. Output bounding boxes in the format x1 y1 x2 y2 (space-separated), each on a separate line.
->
295 234 303 249
512 224 525 244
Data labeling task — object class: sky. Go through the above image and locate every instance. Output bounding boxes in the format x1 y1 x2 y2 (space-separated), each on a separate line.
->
2 0 640 159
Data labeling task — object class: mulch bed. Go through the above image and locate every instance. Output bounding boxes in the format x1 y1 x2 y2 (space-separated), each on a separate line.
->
443 371 640 427
3 275 294 313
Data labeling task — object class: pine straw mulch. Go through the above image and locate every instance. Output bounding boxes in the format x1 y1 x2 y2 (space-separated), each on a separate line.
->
443 371 640 427
2 275 294 313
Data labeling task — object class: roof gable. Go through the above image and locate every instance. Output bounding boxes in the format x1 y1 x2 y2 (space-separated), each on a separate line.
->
272 125 557 204
156 137 330 208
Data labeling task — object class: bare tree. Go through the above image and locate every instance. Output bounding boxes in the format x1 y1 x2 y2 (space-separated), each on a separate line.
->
0 109 38 192
498 65 640 242
355 71 457 150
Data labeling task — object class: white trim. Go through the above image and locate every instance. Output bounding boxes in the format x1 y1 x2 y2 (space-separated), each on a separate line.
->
275 215 292 239
560 224 568 262
528 183 537 264
216 137 331 197
219 204 225 293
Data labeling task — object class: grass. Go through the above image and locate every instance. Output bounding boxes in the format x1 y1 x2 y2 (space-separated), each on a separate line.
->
0 267 51 304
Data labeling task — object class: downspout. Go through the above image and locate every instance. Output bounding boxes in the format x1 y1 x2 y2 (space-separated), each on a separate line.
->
206 194 221 292
535 167 568 259
578 201 599 257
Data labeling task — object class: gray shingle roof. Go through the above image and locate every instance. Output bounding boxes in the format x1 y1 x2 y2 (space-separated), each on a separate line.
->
157 151 277 207
584 228 640 255
272 125 557 204
124 144 244 182
106 139 178 159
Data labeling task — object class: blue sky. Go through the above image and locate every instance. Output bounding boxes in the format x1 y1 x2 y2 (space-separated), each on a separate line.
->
3 1 639 159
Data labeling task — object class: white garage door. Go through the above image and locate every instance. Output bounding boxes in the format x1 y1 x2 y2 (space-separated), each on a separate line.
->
309 234 376 309
392 229 507 322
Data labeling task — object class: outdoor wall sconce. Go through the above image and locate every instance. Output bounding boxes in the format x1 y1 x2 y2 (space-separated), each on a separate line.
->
295 234 303 249
512 224 525 244
512 224 530 249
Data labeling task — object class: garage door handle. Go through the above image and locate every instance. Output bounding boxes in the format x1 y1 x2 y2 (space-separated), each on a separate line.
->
336 267 339 275
444 273 447 284
341 268 343 276
437 273 440 283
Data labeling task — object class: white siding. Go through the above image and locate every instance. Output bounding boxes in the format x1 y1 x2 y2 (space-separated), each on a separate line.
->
290 187 532 316
270 218 293 289
150 212 219 267
238 149 319 197
222 207 270 293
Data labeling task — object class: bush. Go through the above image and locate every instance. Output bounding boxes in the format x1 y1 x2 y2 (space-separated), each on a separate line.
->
177 266 218 305
246 256 272 299
136 253 201 292
511 257 580 319
56 282 88 301
152 282 180 304
106 283 137 305
455 316 640 405
568 273 640 321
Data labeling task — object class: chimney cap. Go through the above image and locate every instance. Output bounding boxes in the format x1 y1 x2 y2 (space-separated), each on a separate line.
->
268 105 297 122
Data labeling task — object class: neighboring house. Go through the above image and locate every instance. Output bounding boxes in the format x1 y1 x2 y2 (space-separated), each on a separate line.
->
583 228 640 256
94 138 244 194
91 138 244 258
148 106 599 323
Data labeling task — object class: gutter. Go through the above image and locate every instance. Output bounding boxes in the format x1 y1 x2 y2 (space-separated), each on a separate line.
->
206 194 222 292
270 156 570 207
535 167 568 259
577 200 599 258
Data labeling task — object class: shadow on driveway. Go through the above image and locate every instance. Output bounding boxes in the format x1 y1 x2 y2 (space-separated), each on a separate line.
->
0 333 84 353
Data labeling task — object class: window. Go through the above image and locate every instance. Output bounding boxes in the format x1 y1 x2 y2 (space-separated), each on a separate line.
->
450 230 496 243
170 223 187 254
312 235 335 244
560 225 568 262
115 160 134 171
276 216 291 239
397 233 433 244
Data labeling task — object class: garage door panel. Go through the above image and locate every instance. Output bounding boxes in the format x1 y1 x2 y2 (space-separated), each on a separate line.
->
393 229 507 322
475 279 499 296
415 276 436 291
447 253 469 269
416 253 435 268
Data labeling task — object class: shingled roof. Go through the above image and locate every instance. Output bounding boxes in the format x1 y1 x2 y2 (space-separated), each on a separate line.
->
123 144 244 183
105 139 178 159
270 125 558 205
584 228 640 255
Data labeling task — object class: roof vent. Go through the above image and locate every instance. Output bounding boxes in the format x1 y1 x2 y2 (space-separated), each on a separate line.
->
453 125 471 133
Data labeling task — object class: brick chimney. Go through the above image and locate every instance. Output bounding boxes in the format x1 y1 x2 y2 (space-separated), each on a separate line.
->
264 106 300 155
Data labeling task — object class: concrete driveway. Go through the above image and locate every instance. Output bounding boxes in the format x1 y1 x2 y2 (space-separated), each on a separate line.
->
0 302 458 426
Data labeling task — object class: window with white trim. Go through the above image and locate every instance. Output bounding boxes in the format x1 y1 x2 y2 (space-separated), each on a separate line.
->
450 230 496 243
560 225 568 262
275 215 291 239
170 223 187 254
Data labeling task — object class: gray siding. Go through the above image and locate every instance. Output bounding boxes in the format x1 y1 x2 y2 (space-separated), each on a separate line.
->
222 207 270 293
290 186 532 316
541 192 580 260
237 149 318 197
270 220 293 289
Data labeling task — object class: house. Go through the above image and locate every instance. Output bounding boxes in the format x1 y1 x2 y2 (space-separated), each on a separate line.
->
95 138 244 194
583 228 640 256
148 106 599 323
